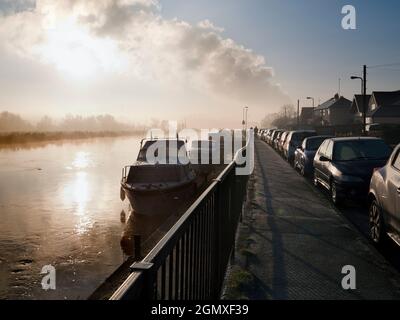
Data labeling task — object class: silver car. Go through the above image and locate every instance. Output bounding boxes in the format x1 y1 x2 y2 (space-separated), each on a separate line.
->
368 144 400 245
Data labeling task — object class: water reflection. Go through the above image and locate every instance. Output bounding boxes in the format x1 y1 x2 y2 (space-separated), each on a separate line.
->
72 151 91 170
120 209 174 257
62 170 92 234
65 152 93 234
0 136 141 299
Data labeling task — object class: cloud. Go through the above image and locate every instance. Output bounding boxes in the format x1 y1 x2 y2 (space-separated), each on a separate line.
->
0 0 290 124
0 0 35 15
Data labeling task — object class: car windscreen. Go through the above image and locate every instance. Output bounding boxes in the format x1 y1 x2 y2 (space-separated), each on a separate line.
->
333 140 392 161
306 137 329 151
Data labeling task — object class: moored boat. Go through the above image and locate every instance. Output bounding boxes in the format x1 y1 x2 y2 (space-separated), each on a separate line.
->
120 138 197 216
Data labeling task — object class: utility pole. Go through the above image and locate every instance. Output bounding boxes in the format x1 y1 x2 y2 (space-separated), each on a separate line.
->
245 107 248 131
362 65 367 136
297 99 300 129
242 108 245 131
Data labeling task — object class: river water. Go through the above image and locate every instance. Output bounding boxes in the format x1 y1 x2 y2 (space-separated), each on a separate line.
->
0 136 145 300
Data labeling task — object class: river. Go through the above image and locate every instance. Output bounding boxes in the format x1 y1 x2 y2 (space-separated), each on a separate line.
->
0 136 144 299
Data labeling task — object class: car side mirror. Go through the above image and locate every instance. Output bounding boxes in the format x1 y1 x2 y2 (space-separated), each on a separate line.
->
319 155 330 162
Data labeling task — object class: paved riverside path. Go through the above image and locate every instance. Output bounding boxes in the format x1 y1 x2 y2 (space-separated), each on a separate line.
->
223 139 400 299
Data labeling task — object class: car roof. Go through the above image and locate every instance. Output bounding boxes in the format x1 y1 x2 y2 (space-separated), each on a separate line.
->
330 137 383 142
290 130 316 134
305 135 333 140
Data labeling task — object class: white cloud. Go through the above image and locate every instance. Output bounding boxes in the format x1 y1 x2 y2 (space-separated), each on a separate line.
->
0 0 290 125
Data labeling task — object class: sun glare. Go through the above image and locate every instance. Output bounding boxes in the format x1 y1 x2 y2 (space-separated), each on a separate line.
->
38 17 126 80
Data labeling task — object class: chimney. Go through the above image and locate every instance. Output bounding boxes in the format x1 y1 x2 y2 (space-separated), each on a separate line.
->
334 93 340 101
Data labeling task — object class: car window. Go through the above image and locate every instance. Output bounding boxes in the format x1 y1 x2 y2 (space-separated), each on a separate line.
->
301 139 307 150
286 133 292 143
291 132 316 145
306 137 329 151
333 140 391 161
326 141 334 159
318 140 328 156
393 150 400 170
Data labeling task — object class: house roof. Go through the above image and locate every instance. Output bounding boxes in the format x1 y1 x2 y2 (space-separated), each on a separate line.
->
373 90 400 106
367 90 400 118
314 95 352 111
350 94 371 113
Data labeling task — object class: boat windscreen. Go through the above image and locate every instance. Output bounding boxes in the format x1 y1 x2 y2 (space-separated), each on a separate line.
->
127 165 188 183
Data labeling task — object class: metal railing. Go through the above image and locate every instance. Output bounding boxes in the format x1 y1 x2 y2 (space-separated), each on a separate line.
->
110 147 249 300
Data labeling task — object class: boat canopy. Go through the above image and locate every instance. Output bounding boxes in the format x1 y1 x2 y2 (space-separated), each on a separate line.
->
127 164 193 184
137 139 188 164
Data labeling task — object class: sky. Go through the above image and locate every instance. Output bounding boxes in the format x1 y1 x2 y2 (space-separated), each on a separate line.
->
0 0 400 128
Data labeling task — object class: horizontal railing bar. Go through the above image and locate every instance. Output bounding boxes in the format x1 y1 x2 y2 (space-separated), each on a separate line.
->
109 272 144 300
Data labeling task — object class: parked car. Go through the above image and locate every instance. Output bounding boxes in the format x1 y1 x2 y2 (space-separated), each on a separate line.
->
260 129 268 140
313 137 392 205
294 135 333 176
270 130 282 147
368 144 400 245
266 129 276 144
283 130 317 164
278 131 290 155
263 129 272 142
274 131 283 150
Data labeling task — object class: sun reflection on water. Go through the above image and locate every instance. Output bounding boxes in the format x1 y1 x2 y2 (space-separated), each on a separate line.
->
63 151 95 235
72 151 91 169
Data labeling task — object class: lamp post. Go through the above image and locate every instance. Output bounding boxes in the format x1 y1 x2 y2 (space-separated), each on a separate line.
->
242 106 248 131
351 66 367 135
306 96 315 108
245 106 248 131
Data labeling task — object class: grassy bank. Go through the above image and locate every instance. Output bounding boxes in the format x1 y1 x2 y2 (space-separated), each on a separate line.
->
0 131 143 146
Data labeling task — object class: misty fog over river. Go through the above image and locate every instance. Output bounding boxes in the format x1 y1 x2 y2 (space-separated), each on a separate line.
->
0 136 146 299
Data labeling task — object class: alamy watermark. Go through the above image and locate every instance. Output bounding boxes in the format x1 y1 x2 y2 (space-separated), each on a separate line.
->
41 265 56 290
341 265 356 290
341 5 357 30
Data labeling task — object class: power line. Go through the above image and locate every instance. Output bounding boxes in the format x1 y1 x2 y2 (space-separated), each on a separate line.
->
367 62 400 69
368 67 400 72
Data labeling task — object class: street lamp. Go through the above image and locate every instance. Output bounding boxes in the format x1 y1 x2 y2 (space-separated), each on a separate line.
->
350 76 363 94
306 97 315 108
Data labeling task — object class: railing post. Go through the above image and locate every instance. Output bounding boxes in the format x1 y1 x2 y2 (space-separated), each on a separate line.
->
212 181 223 299
129 262 155 300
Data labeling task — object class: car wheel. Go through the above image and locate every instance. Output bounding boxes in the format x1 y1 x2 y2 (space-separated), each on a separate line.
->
369 200 386 245
330 180 343 206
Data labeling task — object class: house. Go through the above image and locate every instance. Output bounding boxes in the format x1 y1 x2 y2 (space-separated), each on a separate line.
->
366 90 400 125
350 94 371 124
313 94 353 126
300 107 314 125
